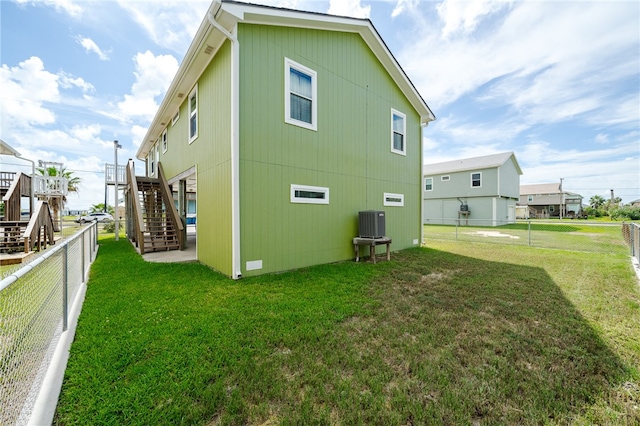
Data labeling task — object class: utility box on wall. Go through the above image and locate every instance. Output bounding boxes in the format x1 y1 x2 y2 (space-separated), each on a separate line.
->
359 210 386 238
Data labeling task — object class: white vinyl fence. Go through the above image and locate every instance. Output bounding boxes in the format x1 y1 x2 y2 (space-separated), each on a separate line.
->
0 223 98 425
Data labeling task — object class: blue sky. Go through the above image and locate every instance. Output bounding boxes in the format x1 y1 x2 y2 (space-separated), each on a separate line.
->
1 0 638 210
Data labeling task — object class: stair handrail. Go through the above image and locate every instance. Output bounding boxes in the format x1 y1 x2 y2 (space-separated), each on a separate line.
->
126 160 146 253
23 200 55 252
2 172 31 222
157 162 184 249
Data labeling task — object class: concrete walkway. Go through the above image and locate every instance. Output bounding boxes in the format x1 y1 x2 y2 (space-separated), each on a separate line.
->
141 225 197 263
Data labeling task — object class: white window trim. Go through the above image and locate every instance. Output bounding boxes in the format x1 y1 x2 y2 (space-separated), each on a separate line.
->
391 108 406 156
290 184 329 204
441 175 450 181
424 177 433 191
284 58 317 131
148 142 157 176
154 143 159 177
161 129 168 154
471 172 482 188
188 85 198 144
383 192 404 207
171 110 179 126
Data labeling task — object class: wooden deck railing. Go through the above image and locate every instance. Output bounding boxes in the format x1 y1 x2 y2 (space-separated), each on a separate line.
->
2 172 31 221
23 201 55 252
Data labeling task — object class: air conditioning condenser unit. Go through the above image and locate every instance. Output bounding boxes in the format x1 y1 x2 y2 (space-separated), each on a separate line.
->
358 210 385 238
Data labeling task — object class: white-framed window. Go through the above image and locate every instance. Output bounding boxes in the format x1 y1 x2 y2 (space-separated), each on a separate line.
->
148 143 156 176
471 172 482 187
424 177 433 191
383 192 404 207
161 129 168 153
285 58 317 131
154 143 160 176
441 175 450 181
549 205 555 212
290 184 329 204
188 85 198 143
528 195 533 202
391 108 406 155
171 110 179 126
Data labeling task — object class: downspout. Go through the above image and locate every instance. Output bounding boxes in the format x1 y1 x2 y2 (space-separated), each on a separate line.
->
207 9 242 279
420 122 427 246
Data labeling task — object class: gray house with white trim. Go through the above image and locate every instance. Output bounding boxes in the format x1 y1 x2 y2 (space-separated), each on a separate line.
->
423 152 522 226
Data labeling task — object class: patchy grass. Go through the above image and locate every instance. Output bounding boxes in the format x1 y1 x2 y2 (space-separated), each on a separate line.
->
54 237 639 425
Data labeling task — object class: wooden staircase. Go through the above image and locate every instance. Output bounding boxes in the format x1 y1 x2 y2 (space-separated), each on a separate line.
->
126 160 184 254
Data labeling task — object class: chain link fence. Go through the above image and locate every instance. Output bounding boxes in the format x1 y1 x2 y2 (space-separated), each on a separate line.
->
622 222 640 264
0 223 98 426
423 219 629 255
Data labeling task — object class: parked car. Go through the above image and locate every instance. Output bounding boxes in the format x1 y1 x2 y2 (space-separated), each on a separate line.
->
75 212 114 223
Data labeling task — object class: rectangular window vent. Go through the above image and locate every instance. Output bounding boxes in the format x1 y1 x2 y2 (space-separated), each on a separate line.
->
383 192 404 207
290 184 329 204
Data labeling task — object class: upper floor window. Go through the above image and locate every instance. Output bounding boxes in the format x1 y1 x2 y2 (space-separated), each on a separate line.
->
441 175 450 181
471 172 482 187
148 142 157 176
391 109 406 155
528 195 533 202
425 177 433 191
189 85 198 143
161 129 168 153
285 58 317 131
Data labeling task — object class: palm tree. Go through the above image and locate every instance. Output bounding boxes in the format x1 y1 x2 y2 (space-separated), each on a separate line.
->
36 166 81 222
90 203 114 215
589 195 605 209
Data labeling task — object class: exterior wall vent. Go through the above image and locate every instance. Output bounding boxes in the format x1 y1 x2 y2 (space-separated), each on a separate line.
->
204 45 214 54
359 210 385 238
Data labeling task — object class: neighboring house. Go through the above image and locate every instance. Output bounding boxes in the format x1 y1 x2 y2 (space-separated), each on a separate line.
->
423 152 522 226
629 199 640 207
519 183 584 218
134 0 435 278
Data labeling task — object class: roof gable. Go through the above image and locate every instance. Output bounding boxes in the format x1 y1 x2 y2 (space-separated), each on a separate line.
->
424 152 522 176
136 0 434 160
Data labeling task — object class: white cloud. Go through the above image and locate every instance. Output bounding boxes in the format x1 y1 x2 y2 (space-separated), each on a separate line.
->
328 0 370 18
391 0 419 18
15 0 82 18
59 72 95 93
0 57 59 130
436 0 511 39
116 1 210 53
131 125 148 148
117 51 179 122
76 36 110 61
400 1 639 128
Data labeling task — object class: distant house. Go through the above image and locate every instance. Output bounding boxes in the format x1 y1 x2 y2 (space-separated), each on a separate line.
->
519 183 584 218
423 152 522 226
132 0 435 278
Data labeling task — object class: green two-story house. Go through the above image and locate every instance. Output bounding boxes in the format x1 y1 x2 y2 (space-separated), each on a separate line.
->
135 0 435 278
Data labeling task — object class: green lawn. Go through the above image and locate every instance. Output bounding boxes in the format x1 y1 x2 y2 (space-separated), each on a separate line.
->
424 222 628 254
54 234 640 425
